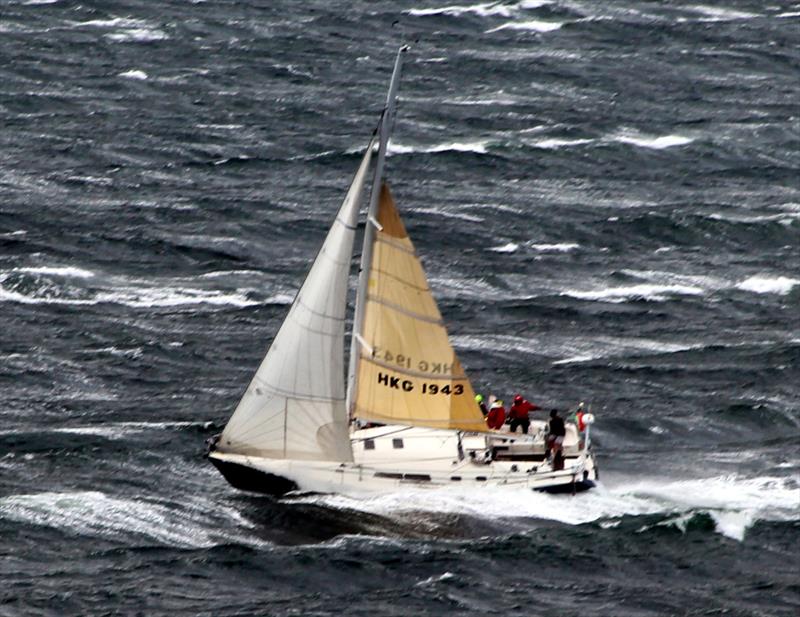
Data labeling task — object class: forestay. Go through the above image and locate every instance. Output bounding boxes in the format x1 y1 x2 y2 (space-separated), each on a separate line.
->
218 140 375 461
352 183 487 431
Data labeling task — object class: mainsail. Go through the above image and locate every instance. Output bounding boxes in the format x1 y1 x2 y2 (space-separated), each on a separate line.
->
218 139 374 461
351 183 486 431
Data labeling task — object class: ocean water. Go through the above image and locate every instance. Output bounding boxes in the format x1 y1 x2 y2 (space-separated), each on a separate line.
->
1 1 799 615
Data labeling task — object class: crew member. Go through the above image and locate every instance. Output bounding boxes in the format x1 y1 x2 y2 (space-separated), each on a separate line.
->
508 394 539 434
547 409 566 470
486 399 506 430
475 394 489 417
571 402 587 447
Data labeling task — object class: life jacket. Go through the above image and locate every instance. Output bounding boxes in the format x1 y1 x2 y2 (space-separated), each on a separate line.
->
576 410 586 432
486 405 505 430
510 399 537 419
509 403 527 420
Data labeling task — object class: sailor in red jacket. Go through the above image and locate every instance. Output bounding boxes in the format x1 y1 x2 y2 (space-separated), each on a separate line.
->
486 400 506 430
508 394 539 434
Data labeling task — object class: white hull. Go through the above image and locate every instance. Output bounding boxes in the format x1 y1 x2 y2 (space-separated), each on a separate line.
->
209 423 598 496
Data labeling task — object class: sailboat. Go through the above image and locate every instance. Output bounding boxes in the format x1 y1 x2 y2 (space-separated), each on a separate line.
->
207 47 598 496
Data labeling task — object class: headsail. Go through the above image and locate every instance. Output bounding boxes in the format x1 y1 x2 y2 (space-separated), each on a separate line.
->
218 139 375 461
351 183 486 431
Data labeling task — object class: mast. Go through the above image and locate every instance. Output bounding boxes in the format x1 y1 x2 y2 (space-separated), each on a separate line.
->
346 45 409 417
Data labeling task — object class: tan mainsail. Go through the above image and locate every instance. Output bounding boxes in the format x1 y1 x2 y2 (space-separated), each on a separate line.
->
353 184 487 431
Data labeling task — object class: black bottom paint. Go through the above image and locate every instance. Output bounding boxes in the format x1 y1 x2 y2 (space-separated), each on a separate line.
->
209 457 298 496
536 480 596 494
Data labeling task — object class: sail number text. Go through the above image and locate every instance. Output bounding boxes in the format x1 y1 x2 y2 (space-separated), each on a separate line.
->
371 347 454 375
377 372 464 395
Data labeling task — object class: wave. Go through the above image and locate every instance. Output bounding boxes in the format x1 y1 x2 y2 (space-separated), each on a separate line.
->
406 3 516 18
488 242 519 253
341 129 694 162
49 421 202 440
0 282 265 308
288 474 799 542
13 266 95 278
551 337 706 365
611 131 693 149
69 17 168 43
72 18 146 28
107 28 167 43
532 137 594 149
619 269 800 298
487 242 579 254
561 283 705 303
530 242 579 252
486 19 563 33
736 275 799 295
0 266 294 308
387 140 490 156
0 490 265 549
443 96 518 106
707 211 800 225
679 5 760 22
119 69 148 80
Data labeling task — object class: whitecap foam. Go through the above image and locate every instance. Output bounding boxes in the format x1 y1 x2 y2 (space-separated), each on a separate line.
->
486 19 563 33
444 96 518 106
532 137 594 149
551 336 705 365
73 18 145 27
119 69 148 80
707 211 800 224
50 421 198 440
13 265 95 278
94 286 260 308
0 490 263 548
406 3 515 18
488 242 519 253
681 5 759 22
611 132 693 149
0 285 96 306
416 572 456 587
451 333 537 355
561 283 704 303
387 140 489 156
530 242 579 252
736 275 799 295
411 207 484 223
198 269 264 279
289 474 799 541
84 346 143 358
0 276 268 308
106 28 168 43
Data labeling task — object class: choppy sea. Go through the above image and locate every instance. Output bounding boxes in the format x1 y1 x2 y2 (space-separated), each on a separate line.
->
1 1 799 615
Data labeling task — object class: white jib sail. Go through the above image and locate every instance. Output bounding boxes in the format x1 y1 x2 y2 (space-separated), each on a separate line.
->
218 140 374 462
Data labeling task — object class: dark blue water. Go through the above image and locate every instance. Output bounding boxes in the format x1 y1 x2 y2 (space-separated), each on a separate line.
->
1 1 799 615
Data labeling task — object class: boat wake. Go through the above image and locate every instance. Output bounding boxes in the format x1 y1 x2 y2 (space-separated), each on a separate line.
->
0 490 266 549
286 473 799 542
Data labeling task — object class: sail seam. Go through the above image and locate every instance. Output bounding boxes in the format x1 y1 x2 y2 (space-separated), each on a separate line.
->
250 379 347 402
318 244 355 267
294 298 347 325
375 234 416 255
368 266 430 292
335 216 358 231
365 294 443 325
